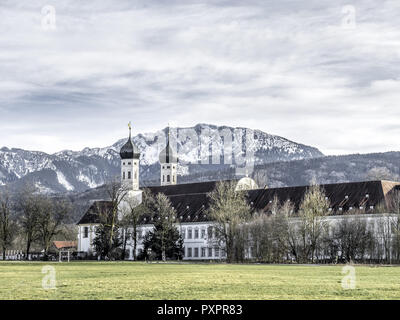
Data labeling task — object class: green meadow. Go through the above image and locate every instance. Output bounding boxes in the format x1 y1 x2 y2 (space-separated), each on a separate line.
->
1 261 399 300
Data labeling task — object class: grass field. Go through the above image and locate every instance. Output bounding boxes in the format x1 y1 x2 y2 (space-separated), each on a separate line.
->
1 261 400 300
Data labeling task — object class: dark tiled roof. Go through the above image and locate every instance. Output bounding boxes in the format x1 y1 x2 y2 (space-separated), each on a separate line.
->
139 193 210 224
146 180 237 196
248 180 399 214
77 180 400 225
77 200 112 224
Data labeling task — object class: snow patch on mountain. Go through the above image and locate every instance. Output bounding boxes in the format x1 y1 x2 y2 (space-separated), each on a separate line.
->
56 171 75 191
77 172 99 189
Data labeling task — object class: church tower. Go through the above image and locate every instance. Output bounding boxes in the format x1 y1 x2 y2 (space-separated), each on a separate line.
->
120 122 141 191
159 126 178 186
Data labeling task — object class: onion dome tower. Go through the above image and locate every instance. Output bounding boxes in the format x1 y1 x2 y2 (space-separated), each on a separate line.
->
120 122 140 190
159 126 178 186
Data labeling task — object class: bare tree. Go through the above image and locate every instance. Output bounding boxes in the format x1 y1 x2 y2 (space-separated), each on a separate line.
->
331 214 374 263
298 183 330 263
376 212 393 263
104 178 129 255
207 181 251 263
272 199 295 263
17 184 40 259
0 188 16 260
386 190 400 262
119 189 149 260
36 196 72 258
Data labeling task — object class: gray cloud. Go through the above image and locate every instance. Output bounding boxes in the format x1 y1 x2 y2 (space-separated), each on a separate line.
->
1 0 400 155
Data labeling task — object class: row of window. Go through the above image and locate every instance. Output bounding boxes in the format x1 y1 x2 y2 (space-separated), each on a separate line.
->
162 174 175 183
83 226 216 241
122 170 137 180
184 247 224 258
162 165 176 169
181 226 215 240
122 162 137 165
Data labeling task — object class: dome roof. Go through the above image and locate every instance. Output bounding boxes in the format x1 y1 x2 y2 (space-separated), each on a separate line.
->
120 136 140 159
159 141 178 164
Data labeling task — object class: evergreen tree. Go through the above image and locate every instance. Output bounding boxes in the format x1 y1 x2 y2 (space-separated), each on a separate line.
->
92 202 123 260
142 193 183 261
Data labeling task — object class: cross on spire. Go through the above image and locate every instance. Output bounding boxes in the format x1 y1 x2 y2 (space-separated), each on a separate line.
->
128 121 132 138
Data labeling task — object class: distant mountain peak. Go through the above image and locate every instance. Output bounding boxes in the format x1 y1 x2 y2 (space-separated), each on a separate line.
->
0 123 323 194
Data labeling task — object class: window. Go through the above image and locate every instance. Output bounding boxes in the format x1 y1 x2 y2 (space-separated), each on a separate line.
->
128 162 131 165
123 162 125 165
187 248 192 257
173 175 175 182
83 227 88 238
208 248 213 257
182 247 185 257
182 228 186 239
194 248 199 257
167 165 170 169
123 172 125 180
207 226 213 239
215 247 220 257
128 171 131 179
194 229 199 239
201 229 206 239
163 175 165 182
188 228 192 239
201 247 206 257
134 170 137 179
167 175 170 182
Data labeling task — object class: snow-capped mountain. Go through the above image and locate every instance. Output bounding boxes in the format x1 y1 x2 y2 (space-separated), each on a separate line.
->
0 124 323 193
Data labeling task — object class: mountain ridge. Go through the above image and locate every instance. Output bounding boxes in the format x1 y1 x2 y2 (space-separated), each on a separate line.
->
0 123 324 192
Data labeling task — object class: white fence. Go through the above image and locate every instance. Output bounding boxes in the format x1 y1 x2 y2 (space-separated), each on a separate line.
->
2 250 24 260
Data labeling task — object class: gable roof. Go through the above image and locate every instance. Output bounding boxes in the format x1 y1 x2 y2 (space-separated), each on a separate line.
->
53 241 77 249
247 180 398 214
77 200 112 224
76 180 400 225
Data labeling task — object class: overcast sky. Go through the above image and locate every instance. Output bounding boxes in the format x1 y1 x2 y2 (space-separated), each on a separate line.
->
1 0 400 155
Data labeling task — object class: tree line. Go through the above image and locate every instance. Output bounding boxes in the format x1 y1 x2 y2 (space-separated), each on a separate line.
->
3 178 400 264
208 181 400 264
0 184 72 260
